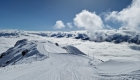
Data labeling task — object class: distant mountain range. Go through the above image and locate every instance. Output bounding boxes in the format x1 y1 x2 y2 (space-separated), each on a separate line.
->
0 30 140 44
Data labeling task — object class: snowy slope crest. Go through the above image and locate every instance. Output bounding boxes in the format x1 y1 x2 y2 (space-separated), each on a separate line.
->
64 46 85 55
0 39 86 67
0 39 47 67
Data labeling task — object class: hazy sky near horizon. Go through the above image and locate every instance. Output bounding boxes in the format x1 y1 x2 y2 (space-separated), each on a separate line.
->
0 0 132 31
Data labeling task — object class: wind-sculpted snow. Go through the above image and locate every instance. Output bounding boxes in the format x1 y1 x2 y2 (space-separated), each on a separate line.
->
64 46 85 55
0 39 47 67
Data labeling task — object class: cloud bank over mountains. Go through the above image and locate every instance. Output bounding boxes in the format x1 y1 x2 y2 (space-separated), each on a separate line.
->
54 0 140 34
73 10 104 40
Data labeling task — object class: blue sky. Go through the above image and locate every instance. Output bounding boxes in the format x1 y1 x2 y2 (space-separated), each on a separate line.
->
0 0 132 31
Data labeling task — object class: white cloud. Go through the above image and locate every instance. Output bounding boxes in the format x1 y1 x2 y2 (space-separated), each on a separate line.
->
74 10 104 30
105 0 140 32
67 22 73 28
73 10 104 40
53 20 65 29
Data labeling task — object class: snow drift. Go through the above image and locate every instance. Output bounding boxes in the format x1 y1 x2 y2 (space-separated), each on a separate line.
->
97 59 140 76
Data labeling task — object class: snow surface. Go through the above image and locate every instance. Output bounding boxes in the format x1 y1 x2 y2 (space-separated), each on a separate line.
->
0 39 103 80
97 59 140 74
0 30 140 80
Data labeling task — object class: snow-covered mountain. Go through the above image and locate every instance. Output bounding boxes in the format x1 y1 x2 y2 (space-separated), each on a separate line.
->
0 30 140 44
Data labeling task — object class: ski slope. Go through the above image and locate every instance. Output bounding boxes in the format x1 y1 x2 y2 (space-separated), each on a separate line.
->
0 30 140 79
0 41 104 80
